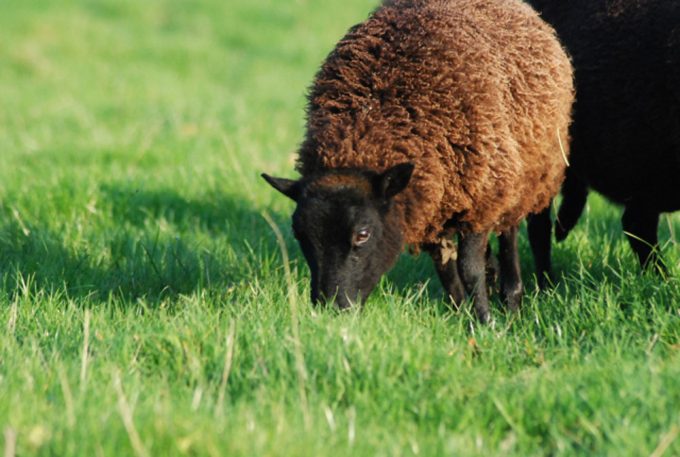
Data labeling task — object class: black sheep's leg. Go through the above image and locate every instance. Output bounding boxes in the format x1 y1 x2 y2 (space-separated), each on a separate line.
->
457 232 491 323
485 242 499 293
555 170 588 241
424 241 465 308
621 205 662 270
527 206 553 289
498 225 523 311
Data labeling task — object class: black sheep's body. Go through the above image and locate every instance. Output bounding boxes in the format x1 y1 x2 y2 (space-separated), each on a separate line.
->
534 0 680 212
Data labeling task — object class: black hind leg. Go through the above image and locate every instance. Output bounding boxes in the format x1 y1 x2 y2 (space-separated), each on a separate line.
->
556 170 588 241
457 232 491 323
621 205 662 270
498 225 523 311
528 206 553 289
485 242 500 294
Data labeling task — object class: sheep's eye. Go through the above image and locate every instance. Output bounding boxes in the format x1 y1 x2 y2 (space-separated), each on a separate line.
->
352 228 371 247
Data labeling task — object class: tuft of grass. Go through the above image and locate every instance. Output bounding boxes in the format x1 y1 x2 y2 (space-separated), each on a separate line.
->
0 0 679 456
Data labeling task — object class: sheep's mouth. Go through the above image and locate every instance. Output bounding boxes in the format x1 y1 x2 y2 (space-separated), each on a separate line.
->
313 287 365 310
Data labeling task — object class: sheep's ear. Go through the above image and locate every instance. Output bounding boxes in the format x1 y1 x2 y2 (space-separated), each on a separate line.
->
261 173 300 201
375 163 414 199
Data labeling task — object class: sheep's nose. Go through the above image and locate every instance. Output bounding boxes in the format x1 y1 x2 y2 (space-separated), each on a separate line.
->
312 285 355 310
310 288 337 307
333 294 353 310
310 291 323 306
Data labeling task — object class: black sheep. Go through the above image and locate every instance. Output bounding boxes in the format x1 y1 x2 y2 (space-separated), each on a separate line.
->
528 0 680 268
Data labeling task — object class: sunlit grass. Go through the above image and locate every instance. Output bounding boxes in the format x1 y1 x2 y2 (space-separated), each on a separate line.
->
0 0 679 455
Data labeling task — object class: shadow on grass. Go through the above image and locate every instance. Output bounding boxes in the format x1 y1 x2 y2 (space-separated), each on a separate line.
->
101 184 267 235
2 184 669 312
0 185 292 305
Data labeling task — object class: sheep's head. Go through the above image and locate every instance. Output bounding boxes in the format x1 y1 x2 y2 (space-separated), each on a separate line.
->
262 163 414 309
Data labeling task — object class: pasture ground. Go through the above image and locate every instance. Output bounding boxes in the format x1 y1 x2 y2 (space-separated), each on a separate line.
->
1 0 679 455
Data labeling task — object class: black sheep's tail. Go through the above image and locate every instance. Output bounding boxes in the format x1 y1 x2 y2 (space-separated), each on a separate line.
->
555 170 588 241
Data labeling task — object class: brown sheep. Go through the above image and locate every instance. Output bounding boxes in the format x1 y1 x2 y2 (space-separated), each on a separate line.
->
263 0 574 322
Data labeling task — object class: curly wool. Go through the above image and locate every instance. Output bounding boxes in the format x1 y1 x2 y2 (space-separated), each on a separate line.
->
529 0 680 212
297 0 574 246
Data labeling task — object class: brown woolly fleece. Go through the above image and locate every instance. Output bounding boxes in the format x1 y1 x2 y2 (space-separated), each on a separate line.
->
297 0 574 246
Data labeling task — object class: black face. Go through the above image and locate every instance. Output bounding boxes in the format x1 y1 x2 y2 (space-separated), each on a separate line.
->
262 163 413 309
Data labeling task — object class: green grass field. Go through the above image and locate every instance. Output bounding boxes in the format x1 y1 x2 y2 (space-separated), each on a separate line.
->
1 0 679 455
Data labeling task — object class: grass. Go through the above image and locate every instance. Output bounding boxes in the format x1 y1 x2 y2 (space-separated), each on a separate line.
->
0 0 679 455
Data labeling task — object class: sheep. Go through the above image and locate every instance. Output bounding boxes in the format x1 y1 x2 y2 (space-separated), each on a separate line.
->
262 0 574 322
528 0 680 269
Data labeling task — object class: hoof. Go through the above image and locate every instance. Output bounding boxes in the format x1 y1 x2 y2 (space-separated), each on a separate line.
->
475 307 491 324
502 287 523 312
537 272 554 290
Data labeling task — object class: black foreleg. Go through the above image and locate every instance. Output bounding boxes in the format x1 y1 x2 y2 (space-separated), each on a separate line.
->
425 241 466 308
498 225 523 310
457 232 491 323
555 170 588 242
621 205 662 270
528 206 554 289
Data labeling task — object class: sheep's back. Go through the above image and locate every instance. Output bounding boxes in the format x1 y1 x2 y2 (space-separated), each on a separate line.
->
298 0 573 244
533 0 680 212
